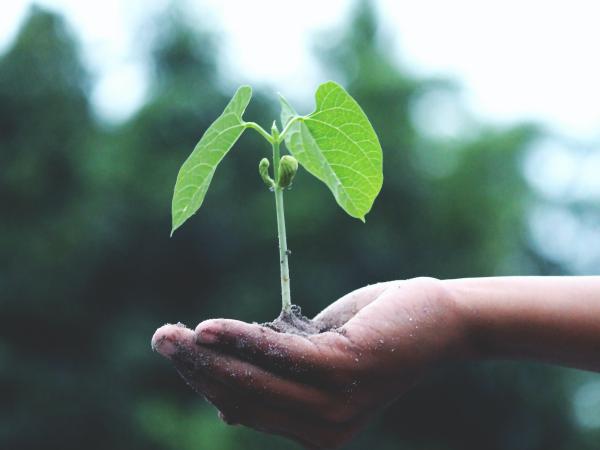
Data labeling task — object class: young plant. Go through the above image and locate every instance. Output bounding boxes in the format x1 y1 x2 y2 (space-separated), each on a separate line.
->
171 81 383 325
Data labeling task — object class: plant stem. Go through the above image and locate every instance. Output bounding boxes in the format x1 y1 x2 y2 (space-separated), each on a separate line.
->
244 122 273 143
278 115 303 142
271 139 292 313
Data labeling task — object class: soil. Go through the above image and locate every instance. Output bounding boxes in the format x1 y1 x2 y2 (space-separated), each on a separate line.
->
262 304 332 336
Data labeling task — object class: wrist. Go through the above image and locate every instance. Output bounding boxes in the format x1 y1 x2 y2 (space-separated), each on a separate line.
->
439 278 484 362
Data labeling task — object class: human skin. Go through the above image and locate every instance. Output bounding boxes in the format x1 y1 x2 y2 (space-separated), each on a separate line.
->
151 276 600 449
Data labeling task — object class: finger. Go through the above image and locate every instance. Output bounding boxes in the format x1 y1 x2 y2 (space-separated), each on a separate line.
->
313 281 398 329
153 323 339 418
183 370 359 449
195 319 357 381
177 340 340 418
151 322 195 359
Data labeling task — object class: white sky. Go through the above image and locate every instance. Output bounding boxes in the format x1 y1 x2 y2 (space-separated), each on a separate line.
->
1 0 599 142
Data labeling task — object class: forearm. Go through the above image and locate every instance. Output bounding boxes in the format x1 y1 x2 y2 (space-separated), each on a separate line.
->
444 276 600 372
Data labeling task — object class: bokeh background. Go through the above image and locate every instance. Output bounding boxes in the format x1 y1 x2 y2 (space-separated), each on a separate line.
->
2 1 600 449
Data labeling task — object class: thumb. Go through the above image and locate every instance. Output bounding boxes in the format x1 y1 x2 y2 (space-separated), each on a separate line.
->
313 281 397 329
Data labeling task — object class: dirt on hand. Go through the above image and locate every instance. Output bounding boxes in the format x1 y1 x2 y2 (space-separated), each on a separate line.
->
262 304 332 336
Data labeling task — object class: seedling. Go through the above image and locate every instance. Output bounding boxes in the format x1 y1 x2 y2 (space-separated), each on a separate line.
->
171 81 383 330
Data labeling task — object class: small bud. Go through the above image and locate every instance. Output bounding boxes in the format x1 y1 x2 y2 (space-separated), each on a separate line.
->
277 155 298 188
271 120 279 139
258 158 274 188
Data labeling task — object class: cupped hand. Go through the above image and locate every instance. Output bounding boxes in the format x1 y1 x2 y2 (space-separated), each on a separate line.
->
151 277 466 449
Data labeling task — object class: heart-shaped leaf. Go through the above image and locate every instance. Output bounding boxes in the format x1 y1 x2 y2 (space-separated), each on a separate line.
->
171 86 252 235
280 81 383 221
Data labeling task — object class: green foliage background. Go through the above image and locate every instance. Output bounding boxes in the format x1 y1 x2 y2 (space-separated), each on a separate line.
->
2 3 599 449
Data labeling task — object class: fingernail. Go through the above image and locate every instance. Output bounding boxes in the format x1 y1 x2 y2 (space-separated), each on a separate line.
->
197 328 219 345
153 336 177 358
151 326 179 358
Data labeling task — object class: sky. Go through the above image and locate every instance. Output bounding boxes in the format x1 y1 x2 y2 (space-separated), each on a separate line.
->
1 0 599 142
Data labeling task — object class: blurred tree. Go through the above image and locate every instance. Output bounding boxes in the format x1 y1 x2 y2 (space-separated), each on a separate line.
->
1 2 597 450
0 6 115 450
0 6 92 301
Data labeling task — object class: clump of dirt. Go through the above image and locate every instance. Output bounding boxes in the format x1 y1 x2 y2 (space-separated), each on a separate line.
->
263 304 331 336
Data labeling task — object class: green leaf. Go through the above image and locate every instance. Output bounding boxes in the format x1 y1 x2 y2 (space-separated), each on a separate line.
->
171 86 252 235
280 81 383 221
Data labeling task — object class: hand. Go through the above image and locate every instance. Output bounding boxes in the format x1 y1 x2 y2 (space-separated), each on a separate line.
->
151 277 466 449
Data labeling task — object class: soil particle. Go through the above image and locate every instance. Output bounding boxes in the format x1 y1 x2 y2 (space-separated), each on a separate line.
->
262 304 332 336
